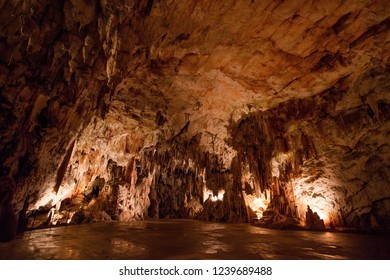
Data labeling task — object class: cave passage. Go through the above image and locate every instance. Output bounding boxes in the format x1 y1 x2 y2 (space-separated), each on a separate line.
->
0 0 390 259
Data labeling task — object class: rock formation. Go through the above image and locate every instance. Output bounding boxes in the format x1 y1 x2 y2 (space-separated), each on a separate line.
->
0 167 17 241
305 205 326 230
0 0 389 232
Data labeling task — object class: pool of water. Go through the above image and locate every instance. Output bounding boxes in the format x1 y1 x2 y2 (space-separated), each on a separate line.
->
0 219 389 259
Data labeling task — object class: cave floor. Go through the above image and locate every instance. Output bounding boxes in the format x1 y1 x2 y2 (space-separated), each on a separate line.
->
0 219 389 260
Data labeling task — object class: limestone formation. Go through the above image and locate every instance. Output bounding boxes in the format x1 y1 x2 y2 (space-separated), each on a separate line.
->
0 0 389 233
305 205 326 230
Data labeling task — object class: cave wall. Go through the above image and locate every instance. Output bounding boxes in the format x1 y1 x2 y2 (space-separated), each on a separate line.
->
0 0 389 231
39 127 248 224
0 0 113 207
229 68 390 229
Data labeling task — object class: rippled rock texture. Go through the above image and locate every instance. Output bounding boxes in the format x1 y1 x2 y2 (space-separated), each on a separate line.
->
0 0 389 231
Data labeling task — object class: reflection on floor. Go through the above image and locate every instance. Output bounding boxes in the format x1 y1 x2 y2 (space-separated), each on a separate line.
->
1 219 389 260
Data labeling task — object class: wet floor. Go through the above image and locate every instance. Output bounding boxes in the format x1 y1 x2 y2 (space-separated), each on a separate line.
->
0 219 389 260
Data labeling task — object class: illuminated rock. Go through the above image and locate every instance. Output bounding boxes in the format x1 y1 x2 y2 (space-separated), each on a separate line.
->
253 208 301 230
305 206 326 230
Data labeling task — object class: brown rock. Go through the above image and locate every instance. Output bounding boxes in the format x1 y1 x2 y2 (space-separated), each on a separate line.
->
0 1 388 232
306 206 326 230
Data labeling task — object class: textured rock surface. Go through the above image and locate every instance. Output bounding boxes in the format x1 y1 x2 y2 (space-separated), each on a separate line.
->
0 0 389 231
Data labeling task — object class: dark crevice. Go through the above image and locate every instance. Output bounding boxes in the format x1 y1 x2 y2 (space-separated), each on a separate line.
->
141 0 155 17
350 17 390 48
332 12 352 34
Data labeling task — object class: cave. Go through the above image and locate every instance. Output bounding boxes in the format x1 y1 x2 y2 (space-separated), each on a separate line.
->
0 0 390 260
